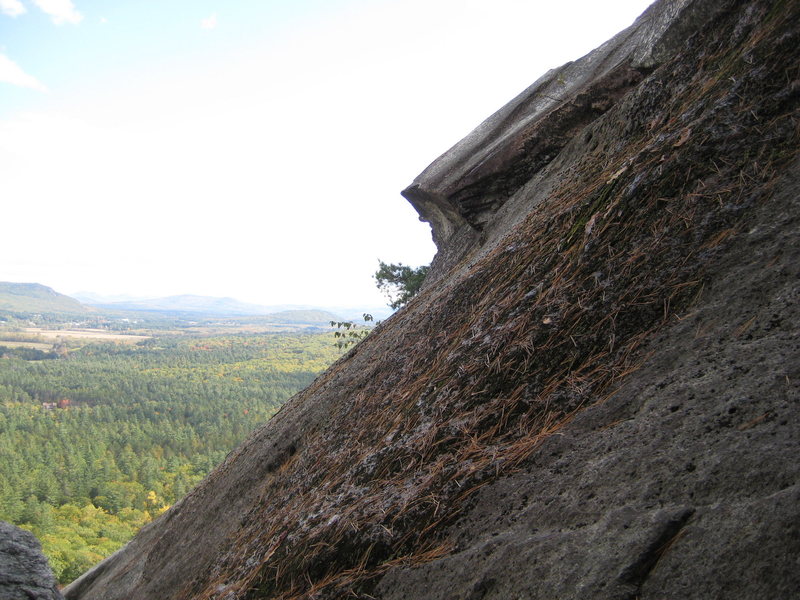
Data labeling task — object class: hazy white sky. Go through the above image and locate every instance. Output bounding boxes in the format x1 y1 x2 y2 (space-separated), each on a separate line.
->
0 0 653 307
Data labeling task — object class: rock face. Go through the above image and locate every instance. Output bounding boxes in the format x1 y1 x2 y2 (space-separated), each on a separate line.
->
0 521 63 600
65 0 799 598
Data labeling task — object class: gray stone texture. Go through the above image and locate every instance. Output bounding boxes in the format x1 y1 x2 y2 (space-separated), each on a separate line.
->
376 159 800 599
0 522 63 600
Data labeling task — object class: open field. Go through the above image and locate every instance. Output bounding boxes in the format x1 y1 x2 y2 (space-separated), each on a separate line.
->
178 323 324 336
20 328 151 344
0 340 53 350
0 323 329 350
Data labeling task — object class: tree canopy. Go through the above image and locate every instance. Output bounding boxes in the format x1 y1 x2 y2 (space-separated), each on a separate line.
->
0 331 340 583
373 261 429 309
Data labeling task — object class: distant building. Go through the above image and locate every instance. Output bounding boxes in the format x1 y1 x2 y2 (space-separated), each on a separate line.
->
41 399 70 410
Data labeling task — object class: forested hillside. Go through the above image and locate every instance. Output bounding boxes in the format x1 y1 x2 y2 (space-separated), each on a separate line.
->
0 332 340 583
0 282 88 316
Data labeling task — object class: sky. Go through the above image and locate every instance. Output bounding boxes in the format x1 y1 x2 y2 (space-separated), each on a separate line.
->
0 0 654 308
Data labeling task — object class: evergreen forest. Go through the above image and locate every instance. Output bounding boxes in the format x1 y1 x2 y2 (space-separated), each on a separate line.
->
0 331 340 583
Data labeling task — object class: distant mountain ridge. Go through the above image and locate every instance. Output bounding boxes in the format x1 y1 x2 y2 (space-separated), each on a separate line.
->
85 294 280 316
0 283 390 322
75 292 393 321
0 282 88 315
78 294 340 322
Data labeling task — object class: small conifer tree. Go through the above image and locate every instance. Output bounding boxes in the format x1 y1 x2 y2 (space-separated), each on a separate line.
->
373 260 429 309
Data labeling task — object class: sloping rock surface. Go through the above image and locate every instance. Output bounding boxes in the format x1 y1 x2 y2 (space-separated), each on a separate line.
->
0 521 63 600
377 159 800 599
65 0 799 598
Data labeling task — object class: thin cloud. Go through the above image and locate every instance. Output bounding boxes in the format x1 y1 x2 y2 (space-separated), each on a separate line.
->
31 0 82 25
0 0 26 17
0 54 48 92
200 13 217 30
